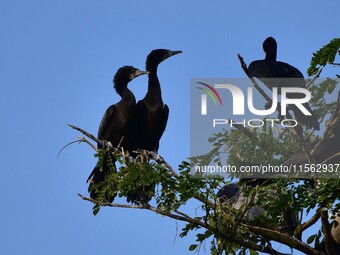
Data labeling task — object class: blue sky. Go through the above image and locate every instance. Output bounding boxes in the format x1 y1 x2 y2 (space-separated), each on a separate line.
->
0 1 339 254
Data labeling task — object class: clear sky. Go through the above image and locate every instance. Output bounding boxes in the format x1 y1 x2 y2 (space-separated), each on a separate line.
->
0 1 339 254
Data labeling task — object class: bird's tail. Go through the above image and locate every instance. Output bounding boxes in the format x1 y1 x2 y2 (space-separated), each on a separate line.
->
292 103 320 131
87 151 117 203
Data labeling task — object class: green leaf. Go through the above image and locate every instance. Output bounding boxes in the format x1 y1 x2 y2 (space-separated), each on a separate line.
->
92 204 100 216
189 244 197 251
307 234 316 244
308 38 340 75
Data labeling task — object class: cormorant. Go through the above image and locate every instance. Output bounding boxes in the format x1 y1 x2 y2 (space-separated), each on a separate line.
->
126 49 182 204
217 183 266 221
217 183 298 232
248 37 320 130
88 66 148 202
136 49 182 152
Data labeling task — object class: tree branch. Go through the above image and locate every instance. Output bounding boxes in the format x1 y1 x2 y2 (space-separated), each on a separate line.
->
238 53 272 102
320 209 335 255
68 124 103 146
242 224 321 255
306 67 323 88
78 192 288 255
71 123 324 255
301 209 321 232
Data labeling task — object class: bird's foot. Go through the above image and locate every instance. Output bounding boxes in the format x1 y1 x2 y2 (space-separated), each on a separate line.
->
102 140 113 149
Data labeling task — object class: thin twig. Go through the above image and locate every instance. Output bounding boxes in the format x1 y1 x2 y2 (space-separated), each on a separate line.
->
78 193 144 208
238 53 272 102
57 139 85 157
301 209 320 232
306 67 323 88
321 152 340 164
78 137 97 151
68 124 103 146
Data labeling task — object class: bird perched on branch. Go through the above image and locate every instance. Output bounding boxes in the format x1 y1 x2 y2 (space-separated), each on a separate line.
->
88 66 148 203
248 37 320 130
126 49 182 204
217 182 298 234
135 49 182 152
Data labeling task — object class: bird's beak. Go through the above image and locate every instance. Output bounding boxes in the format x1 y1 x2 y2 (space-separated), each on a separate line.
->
168 50 182 57
136 70 149 77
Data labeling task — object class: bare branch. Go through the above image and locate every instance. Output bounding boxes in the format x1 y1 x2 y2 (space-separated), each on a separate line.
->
68 124 102 146
78 193 143 209
243 224 321 255
78 137 97 151
301 209 321 232
306 67 323 88
321 152 340 164
238 53 272 102
78 192 288 255
57 139 86 157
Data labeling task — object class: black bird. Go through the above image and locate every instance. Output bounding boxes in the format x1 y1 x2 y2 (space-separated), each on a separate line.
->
135 49 182 152
126 49 182 204
248 37 320 130
217 182 298 233
88 66 148 203
217 183 267 221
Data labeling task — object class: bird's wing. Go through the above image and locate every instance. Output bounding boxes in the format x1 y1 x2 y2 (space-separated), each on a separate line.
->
159 104 169 138
97 105 116 148
276 61 304 78
248 60 274 77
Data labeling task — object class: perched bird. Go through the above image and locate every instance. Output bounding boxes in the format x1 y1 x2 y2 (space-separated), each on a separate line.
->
126 49 182 204
217 182 298 233
135 49 182 152
218 184 340 254
88 66 148 203
217 183 266 221
248 37 320 130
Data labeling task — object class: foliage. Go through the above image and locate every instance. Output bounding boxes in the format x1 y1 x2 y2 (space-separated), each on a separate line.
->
307 38 340 76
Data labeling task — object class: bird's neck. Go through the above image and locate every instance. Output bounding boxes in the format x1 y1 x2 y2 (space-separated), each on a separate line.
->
145 71 162 100
265 51 277 61
115 83 135 102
